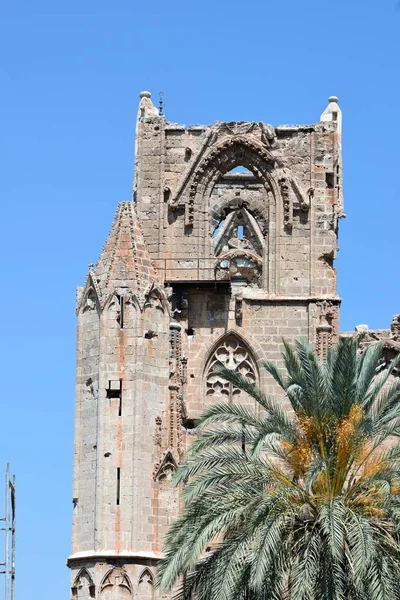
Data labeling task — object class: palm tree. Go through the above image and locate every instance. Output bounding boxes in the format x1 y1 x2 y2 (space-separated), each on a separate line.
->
157 337 400 600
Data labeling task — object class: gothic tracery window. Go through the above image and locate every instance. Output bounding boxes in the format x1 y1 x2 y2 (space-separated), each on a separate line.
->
213 207 264 257
99 568 132 599
205 335 257 403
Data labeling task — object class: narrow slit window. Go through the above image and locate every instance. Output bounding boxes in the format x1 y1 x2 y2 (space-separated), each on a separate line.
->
237 225 244 239
118 379 123 416
116 468 121 505
241 423 246 458
119 295 124 329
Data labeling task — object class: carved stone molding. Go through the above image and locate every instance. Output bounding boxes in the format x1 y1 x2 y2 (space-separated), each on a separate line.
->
100 568 132 598
153 449 178 482
215 250 262 286
71 568 95 599
315 301 338 359
391 314 400 341
279 176 292 231
171 136 279 227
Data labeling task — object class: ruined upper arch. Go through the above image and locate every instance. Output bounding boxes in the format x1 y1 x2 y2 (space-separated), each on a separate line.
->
182 136 282 229
194 137 279 196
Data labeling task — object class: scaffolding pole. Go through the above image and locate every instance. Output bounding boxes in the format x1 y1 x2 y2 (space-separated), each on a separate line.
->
1 464 16 600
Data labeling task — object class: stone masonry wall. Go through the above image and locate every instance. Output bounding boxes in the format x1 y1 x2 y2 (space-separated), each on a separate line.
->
69 93 343 599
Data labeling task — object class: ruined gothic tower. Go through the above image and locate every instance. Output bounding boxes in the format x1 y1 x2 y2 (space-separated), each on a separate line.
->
68 92 343 598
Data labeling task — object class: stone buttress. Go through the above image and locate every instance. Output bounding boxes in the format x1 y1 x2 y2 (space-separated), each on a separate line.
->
68 92 344 598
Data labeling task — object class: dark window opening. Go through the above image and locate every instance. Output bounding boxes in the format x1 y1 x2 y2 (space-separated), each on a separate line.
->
118 379 122 417
119 295 124 329
163 187 171 202
185 147 192 161
116 468 121 505
183 418 196 430
325 173 334 189
332 111 338 121
186 328 194 337
241 423 247 458
106 379 122 400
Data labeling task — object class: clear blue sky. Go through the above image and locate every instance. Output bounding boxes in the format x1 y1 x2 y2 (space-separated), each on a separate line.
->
1 0 399 597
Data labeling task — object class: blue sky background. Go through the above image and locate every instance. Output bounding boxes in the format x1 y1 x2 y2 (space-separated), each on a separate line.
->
1 0 399 597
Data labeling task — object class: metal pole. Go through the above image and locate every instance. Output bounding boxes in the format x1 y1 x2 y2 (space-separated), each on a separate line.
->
10 474 15 600
4 464 9 600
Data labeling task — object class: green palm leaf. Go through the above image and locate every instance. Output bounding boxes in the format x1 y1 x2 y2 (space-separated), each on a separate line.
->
157 338 400 600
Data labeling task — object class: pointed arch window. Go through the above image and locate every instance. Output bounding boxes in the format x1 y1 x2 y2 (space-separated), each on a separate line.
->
205 334 257 403
213 207 264 257
72 569 95 599
138 568 154 600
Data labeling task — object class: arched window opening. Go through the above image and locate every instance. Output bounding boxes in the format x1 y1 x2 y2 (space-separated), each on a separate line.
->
205 335 257 404
213 208 264 257
225 165 253 175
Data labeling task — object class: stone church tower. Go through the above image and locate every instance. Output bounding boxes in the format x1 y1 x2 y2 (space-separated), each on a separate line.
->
67 92 343 598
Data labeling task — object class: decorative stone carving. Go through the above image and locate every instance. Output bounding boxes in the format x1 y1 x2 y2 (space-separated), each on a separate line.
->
279 176 292 231
260 123 277 147
170 136 279 226
210 196 269 236
72 569 95 599
171 290 188 321
235 296 243 325
153 450 177 482
213 207 265 258
391 315 400 341
82 289 97 313
76 267 103 315
138 568 154 600
316 301 338 359
154 415 162 448
215 250 262 286
144 288 165 312
100 568 132 599
206 334 257 402
169 322 181 381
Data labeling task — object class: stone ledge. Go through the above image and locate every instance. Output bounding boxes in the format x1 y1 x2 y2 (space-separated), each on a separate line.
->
67 550 160 567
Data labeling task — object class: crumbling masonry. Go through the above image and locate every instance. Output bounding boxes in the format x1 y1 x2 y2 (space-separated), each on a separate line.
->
67 92 399 599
